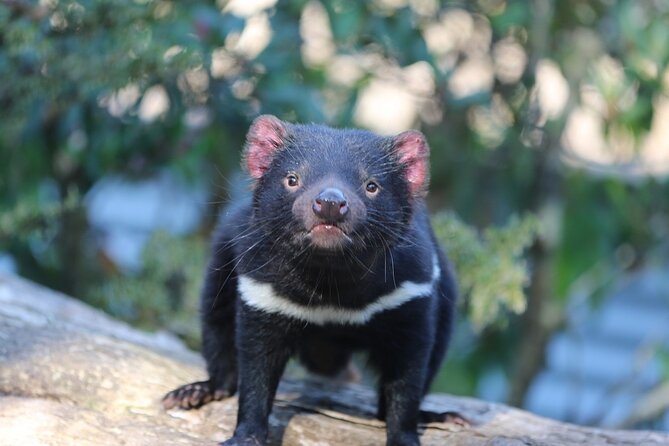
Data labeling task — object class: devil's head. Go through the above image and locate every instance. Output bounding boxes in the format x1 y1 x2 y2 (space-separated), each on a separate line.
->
242 115 430 255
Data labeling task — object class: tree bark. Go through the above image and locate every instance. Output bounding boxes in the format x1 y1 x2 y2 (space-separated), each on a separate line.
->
508 0 565 408
1 273 667 446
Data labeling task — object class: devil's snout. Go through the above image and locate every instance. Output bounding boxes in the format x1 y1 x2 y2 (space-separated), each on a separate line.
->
312 188 349 222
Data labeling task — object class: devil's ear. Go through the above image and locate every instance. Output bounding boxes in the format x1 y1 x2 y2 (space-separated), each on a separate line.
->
392 130 430 196
243 115 287 180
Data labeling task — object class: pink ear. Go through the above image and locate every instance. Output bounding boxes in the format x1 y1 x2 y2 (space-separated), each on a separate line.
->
393 130 430 196
243 115 287 179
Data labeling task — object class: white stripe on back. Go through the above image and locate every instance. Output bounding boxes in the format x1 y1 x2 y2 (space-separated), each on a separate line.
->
238 255 440 325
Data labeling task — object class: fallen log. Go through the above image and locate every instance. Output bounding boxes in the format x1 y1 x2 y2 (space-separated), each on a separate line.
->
1 273 667 446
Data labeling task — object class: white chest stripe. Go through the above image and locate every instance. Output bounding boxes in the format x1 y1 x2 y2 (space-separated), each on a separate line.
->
238 255 440 325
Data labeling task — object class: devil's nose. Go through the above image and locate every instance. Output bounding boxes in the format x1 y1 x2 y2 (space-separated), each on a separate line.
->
312 188 349 221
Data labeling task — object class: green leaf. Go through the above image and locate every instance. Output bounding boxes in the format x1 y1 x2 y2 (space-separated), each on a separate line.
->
432 212 541 330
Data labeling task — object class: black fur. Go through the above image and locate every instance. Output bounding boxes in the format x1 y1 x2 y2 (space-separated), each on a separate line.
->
163 118 457 446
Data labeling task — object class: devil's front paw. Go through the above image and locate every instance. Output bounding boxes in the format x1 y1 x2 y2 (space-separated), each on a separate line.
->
219 435 263 446
162 380 232 410
387 431 420 446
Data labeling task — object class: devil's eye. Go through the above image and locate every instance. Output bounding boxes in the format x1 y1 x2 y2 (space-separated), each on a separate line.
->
365 181 379 195
285 173 299 189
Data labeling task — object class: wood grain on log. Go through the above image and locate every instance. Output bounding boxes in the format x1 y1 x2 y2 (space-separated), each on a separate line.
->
1 273 667 446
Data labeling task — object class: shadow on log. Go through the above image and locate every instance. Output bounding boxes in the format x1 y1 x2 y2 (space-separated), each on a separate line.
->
1 273 667 446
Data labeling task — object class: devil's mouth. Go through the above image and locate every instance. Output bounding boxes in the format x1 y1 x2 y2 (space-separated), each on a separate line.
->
309 223 345 235
306 223 352 249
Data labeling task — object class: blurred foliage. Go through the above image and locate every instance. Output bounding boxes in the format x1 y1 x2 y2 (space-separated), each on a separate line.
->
89 231 206 348
1 0 669 425
433 212 540 330
0 188 79 243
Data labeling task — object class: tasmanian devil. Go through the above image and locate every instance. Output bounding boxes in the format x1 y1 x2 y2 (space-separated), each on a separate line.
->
162 115 458 446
